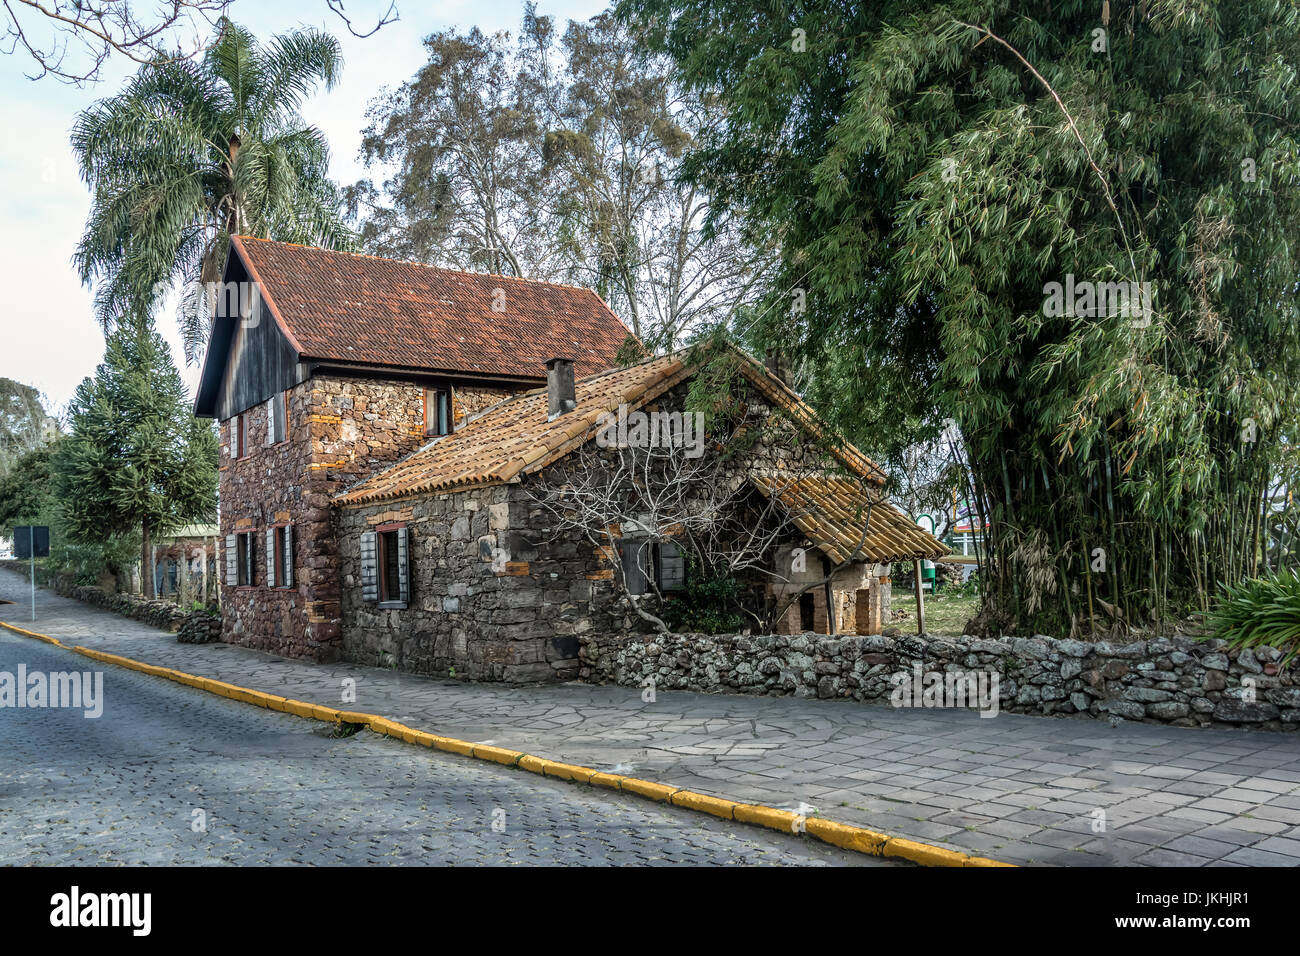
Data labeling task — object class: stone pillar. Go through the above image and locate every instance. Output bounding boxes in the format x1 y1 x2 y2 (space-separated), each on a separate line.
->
855 573 890 634
812 589 829 634
854 588 876 635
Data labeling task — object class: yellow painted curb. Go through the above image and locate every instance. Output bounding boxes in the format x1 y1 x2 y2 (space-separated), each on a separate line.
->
539 759 599 784
669 790 738 820
734 803 802 833
0 619 1015 867
472 743 526 766
883 837 971 867
617 777 679 803
588 772 626 791
432 736 475 757
0 622 66 646
806 817 890 856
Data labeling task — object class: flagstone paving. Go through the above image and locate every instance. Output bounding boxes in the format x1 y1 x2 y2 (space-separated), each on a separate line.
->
5 567 1300 866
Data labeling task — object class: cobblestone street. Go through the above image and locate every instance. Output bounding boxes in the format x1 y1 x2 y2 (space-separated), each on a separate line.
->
6 570 1300 866
0 633 881 865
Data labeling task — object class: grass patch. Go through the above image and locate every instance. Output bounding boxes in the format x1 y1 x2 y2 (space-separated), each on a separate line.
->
890 590 981 636
329 721 365 738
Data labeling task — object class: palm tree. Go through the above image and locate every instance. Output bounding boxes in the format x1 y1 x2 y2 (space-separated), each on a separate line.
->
72 18 357 363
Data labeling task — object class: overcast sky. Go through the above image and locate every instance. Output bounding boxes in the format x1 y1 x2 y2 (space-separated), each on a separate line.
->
0 0 608 417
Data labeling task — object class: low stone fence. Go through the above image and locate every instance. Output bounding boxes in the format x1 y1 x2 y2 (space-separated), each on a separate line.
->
1 562 204 634
61 584 191 632
177 611 221 644
579 630 1299 731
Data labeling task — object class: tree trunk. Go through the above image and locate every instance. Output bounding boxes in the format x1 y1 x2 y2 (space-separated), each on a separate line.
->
142 520 154 600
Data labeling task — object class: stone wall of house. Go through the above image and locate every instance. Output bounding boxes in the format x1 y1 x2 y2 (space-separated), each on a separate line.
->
218 374 518 660
336 482 647 683
579 630 1300 731
451 384 515 425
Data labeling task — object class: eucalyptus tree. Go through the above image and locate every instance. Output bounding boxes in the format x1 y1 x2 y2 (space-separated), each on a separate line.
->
72 17 356 363
351 5 768 352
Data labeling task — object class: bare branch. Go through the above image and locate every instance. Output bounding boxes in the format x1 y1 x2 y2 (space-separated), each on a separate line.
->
324 0 397 40
3 0 228 84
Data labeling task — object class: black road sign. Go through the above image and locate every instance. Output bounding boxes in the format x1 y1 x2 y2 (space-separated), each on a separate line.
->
14 526 49 559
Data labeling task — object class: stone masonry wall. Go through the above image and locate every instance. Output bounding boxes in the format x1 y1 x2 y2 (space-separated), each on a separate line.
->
219 375 513 660
337 482 648 683
579 630 1300 731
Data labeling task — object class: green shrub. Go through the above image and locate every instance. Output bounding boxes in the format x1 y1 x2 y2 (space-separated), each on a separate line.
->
663 566 745 634
1204 570 1300 666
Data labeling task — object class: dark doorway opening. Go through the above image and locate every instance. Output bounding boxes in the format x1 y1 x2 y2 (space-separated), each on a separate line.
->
799 592 816 632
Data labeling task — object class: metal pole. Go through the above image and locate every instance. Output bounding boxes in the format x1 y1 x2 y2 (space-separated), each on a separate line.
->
29 526 35 622
914 559 925 635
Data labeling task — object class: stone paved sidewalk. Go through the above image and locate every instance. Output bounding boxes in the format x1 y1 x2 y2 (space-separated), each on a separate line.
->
5 567 1300 866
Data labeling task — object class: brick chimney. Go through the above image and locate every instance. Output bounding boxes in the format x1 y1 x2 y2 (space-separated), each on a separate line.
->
546 357 576 419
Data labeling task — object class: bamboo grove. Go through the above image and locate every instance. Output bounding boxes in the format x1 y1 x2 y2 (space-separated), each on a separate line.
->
626 0 1300 634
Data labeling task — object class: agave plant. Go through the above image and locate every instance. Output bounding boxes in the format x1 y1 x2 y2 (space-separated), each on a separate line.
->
72 17 357 364
1205 570 1300 667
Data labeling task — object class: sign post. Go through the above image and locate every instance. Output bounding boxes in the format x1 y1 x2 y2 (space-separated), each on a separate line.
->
14 526 50 622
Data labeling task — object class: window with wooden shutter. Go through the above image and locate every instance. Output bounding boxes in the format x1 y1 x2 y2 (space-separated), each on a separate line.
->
282 524 293 588
266 527 276 582
396 526 410 604
656 541 686 592
424 388 450 436
225 533 237 585
267 391 287 444
360 531 378 602
617 539 650 595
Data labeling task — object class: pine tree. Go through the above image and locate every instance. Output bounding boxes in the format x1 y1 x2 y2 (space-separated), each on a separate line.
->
57 320 217 598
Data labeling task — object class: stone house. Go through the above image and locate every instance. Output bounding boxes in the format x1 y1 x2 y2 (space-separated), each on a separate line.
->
195 238 946 682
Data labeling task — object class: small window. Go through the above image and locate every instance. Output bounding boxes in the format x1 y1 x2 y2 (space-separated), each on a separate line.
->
362 527 409 606
617 539 651 595
425 388 451 436
235 531 255 586
267 524 294 588
617 539 685 596
656 541 686 592
379 529 402 602
234 413 249 459
268 391 287 444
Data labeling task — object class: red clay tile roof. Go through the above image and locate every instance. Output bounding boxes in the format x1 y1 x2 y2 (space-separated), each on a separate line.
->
335 353 694 505
335 344 893 506
232 236 632 380
334 346 940 561
750 474 948 564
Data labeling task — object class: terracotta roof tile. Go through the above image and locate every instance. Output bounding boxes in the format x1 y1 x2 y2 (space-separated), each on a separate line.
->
334 353 691 505
333 346 913 564
750 474 949 564
232 236 632 380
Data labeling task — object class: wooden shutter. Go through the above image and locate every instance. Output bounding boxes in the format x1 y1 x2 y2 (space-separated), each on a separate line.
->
397 527 410 603
360 531 378 602
283 525 293 588
618 540 649 595
265 399 274 445
266 527 276 583
657 541 686 592
225 534 237 585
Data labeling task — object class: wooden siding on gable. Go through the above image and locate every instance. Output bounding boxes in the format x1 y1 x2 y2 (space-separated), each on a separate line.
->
215 274 307 422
